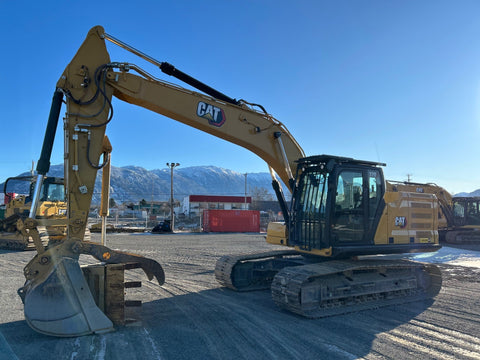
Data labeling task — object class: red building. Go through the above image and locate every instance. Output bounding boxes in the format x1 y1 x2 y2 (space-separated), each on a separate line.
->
182 195 251 216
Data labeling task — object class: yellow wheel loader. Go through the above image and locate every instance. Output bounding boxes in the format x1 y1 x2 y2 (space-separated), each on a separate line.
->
0 176 67 250
19 26 442 337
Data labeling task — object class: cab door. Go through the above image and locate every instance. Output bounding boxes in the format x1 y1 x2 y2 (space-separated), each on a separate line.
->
330 167 383 245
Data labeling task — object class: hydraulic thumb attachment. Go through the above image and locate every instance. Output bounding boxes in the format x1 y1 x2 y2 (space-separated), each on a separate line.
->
78 241 165 284
18 235 164 337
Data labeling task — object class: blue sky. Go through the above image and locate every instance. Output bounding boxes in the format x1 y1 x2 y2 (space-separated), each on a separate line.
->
1 0 479 194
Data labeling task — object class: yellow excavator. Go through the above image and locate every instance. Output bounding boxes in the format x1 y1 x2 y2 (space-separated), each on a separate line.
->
19 26 442 337
387 181 480 243
0 175 67 250
448 197 480 242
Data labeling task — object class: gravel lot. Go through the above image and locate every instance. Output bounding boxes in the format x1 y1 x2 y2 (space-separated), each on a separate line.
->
0 233 479 360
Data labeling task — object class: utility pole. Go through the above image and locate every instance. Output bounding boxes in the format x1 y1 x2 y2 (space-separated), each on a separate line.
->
244 173 248 210
149 182 154 227
166 162 180 231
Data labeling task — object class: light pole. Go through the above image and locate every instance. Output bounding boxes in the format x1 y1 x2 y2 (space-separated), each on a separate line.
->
166 162 180 231
244 173 248 210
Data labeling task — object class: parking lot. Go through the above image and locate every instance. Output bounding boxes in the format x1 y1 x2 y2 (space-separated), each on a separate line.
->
0 233 479 359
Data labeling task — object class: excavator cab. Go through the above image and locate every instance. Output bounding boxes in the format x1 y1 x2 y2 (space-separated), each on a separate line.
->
289 155 386 256
39 178 65 203
452 197 480 227
3 176 66 219
286 155 440 258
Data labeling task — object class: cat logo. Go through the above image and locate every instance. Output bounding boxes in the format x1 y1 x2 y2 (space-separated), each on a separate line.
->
197 101 226 127
395 216 407 228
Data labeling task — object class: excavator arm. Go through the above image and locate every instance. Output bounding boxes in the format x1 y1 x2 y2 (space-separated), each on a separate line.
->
22 25 305 337
35 25 304 243
61 26 304 196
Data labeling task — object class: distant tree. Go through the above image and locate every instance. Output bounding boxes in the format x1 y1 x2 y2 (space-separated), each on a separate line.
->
251 187 274 202
250 186 274 210
109 198 116 208
139 198 148 207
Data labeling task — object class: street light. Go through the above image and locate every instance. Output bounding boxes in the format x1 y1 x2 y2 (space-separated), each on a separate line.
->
244 173 248 210
166 162 180 231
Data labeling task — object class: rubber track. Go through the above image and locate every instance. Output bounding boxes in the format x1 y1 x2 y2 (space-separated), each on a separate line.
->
271 259 442 318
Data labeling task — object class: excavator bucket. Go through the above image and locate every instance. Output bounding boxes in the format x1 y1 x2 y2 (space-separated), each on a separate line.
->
21 256 114 337
19 238 165 337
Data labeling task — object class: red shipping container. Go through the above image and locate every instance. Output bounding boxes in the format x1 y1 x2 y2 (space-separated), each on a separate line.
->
202 210 260 233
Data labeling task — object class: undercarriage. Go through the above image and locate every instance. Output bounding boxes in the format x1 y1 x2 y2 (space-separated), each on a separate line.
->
215 252 442 317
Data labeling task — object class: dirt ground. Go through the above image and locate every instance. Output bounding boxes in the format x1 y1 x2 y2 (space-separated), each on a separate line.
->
0 233 480 360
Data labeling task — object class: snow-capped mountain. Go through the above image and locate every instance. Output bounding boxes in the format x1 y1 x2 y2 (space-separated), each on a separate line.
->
2 164 280 204
454 189 480 197
5 164 477 204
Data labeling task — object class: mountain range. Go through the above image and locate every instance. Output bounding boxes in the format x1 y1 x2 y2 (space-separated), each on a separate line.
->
4 164 280 204
455 189 480 197
3 164 478 204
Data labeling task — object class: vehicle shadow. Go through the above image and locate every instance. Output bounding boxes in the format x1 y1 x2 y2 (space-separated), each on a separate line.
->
135 285 436 359
0 281 437 360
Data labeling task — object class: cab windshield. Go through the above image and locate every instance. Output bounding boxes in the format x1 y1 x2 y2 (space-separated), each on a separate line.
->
293 168 329 250
41 183 65 202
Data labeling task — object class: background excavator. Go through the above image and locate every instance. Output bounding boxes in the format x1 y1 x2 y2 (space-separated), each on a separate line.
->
0 175 67 250
19 26 442 337
387 181 480 244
